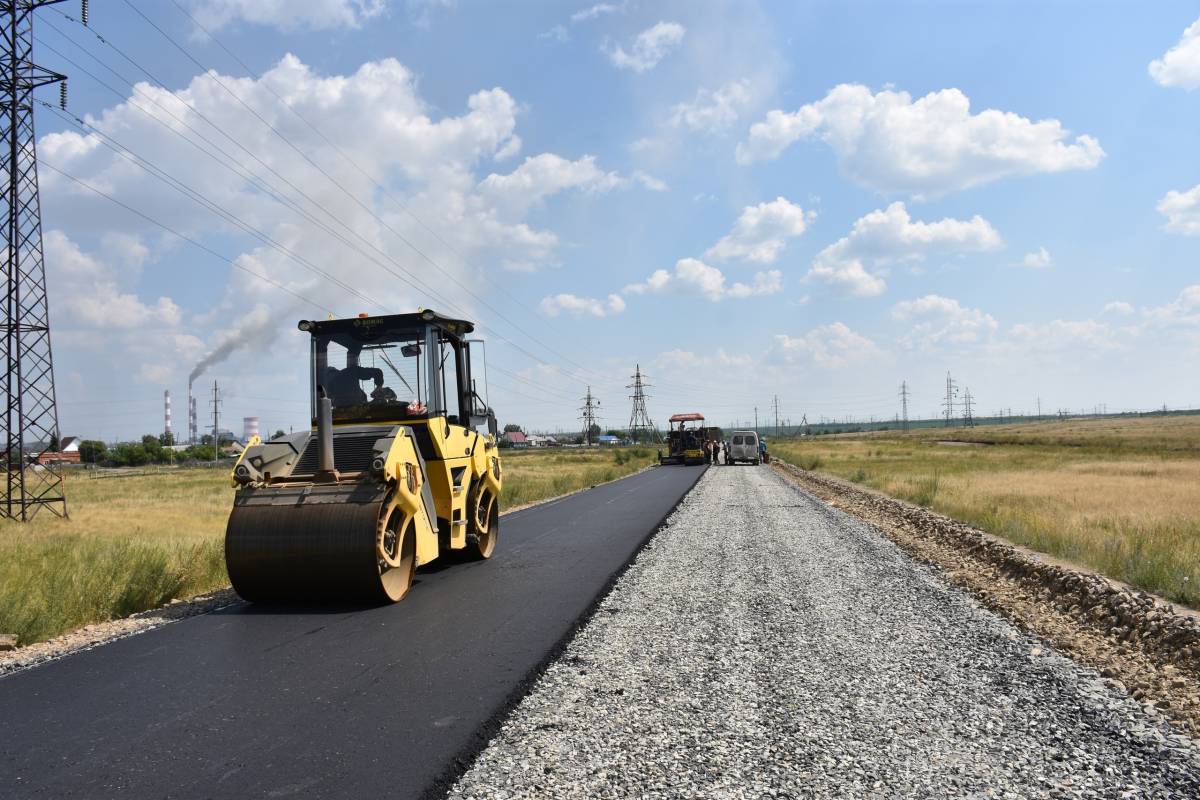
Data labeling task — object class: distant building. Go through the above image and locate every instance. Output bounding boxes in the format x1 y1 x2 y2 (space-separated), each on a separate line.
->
502 431 528 447
35 435 80 464
596 435 620 446
526 434 558 447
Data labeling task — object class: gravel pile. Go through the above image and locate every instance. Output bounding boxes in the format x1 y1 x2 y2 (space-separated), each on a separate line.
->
449 466 1200 798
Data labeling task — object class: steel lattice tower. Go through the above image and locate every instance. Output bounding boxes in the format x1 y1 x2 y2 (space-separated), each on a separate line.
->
626 364 659 443
1 1 67 519
579 386 600 445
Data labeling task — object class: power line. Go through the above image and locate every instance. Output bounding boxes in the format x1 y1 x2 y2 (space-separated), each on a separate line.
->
40 160 336 315
39 14 604 394
114 2 614 389
39 101 385 314
899 380 910 432
162 0 605 384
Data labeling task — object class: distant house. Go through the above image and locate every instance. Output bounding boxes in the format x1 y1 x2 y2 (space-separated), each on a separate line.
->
596 435 620 446
526 434 558 448
35 435 80 464
502 431 528 448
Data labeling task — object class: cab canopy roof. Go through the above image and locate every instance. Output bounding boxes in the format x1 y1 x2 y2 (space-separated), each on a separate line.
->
297 309 474 339
668 412 705 423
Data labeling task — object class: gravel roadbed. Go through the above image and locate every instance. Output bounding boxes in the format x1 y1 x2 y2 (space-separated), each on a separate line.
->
449 466 1200 799
771 461 1200 736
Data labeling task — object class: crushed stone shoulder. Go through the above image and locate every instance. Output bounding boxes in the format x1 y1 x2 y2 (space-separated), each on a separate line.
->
450 465 1200 799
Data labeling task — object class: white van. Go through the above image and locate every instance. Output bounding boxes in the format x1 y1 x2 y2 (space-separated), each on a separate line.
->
728 430 760 465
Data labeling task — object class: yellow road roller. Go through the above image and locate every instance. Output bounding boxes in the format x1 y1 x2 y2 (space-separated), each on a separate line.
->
225 310 502 603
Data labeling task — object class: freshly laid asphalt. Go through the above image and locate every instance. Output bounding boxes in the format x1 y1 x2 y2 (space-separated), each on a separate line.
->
0 464 706 800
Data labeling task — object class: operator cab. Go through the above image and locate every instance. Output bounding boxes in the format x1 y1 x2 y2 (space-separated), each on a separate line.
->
298 310 496 435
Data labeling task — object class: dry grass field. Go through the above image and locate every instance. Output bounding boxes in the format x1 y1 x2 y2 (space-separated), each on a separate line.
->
0 447 657 646
772 415 1200 608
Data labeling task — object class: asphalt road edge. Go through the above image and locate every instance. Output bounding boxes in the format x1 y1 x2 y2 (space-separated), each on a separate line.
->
420 464 708 800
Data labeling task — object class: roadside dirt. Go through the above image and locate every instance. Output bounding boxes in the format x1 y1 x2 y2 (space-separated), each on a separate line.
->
772 461 1200 735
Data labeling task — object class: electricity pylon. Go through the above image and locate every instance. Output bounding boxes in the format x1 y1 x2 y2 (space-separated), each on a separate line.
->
626 364 659 443
1 1 69 519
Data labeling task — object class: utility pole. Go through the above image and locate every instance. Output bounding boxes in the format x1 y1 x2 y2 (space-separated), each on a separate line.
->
754 406 758 436
1 1 68 519
899 380 910 432
962 387 975 428
1037 395 1042 421
626 364 660 443
579 386 600 445
773 394 779 436
942 372 958 428
210 380 220 464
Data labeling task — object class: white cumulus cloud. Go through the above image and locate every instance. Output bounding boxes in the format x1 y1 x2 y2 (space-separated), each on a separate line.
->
38 53 633 399
1021 247 1053 268
1103 301 1134 316
189 0 387 32
767 323 881 369
669 80 753 134
539 292 626 318
736 84 1103 196
623 258 782 302
1143 284 1200 328
46 230 181 330
1158 184 1200 235
705 197 813 264
807 202 1002 297
891 294 998 347
1149 17 1200 89
479 154 627 218
572 2 621 23
606 21 685 73
1007 319 1121 352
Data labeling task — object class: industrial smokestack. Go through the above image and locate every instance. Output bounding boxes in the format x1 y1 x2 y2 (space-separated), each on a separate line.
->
164 390 172 439
188 385 197 445
243 416 259 443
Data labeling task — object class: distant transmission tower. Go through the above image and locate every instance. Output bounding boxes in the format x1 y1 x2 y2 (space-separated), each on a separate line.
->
1 1 69 519
626 365 660 443
962 387 976 428
579 386 600 445
942 371 958 428
899 380 910 432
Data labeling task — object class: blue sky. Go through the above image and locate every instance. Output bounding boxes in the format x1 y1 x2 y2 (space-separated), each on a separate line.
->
33 0 1200 439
